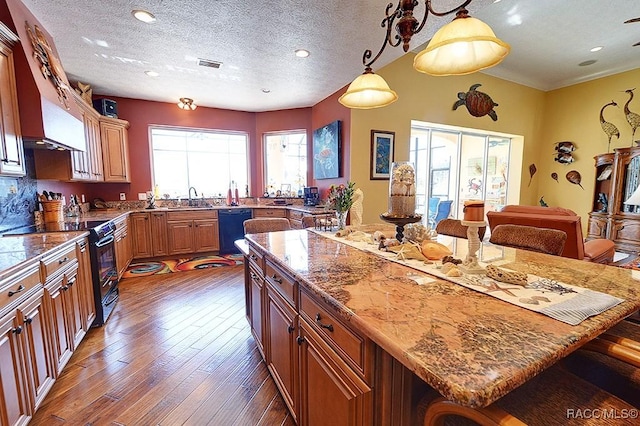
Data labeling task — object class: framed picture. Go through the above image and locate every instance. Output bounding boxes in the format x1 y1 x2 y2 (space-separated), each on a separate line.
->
313 120 341 179
370 130 395 180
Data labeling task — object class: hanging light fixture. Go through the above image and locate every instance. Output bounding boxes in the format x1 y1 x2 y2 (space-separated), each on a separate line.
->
339 0 510 109
177 97 197 110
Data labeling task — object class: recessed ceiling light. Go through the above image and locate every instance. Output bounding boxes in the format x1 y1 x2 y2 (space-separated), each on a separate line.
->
579 59 597 67
295 49 310 58
132 9 156 23
145 71 159 77
590 46 603 52
262 88 271 93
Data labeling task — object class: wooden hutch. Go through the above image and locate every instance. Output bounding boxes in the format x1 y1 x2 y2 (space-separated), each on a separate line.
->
588 143 640 254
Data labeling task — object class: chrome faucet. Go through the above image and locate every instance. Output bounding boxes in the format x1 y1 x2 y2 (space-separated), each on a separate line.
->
188 187 198 206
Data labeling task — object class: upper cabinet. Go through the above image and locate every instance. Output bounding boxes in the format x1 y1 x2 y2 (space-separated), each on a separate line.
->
99 116 130 183
0 23 25 176
72 92 103 181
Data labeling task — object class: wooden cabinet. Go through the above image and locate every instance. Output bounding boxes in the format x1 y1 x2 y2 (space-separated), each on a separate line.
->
588 145 640 253
131 212 169 259
266 281 299 421
288 210 308 229
72 92 103 181
0 236 92 425
298 321 372 426
246 242 374 424
76 238 96 330
100 116 130 182
41 242 84 375
114 216 133 279
0 261 55 426
166 210 219 256
0 25 25 176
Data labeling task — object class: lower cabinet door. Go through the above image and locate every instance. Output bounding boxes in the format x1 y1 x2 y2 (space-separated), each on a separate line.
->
266 286 298 421
19 290 55 412
45 276 73 375
299 321 372 426
249 269 265 359
193 219 219 252
0 311 31 426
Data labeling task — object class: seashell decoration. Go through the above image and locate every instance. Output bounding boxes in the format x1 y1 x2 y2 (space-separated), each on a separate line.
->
565 170 584 189
551 172 559 182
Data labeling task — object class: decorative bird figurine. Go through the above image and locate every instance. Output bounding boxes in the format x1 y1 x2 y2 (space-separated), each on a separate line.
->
624 88 640 145
599 101 620 152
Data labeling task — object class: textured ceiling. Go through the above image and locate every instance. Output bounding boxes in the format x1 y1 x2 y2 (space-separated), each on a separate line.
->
18 0 640 112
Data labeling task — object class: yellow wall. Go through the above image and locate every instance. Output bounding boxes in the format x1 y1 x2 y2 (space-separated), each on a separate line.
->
540 68 640 223
349 54 546 224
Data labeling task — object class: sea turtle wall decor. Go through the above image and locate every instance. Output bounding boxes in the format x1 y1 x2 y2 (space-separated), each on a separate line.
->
453 84 499 121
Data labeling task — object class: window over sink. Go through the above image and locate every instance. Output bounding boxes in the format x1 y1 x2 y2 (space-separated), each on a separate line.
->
264 130 307 197
150 127 249 199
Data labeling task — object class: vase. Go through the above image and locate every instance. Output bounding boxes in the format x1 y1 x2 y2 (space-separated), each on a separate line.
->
336 210 347 230
388 161 416 217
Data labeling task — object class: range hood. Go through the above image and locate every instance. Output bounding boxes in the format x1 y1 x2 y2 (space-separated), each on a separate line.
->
0 0 84 151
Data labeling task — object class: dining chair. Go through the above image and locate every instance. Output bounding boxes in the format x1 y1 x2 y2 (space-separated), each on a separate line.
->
243 217 291 234
435 218 487 241
433 200 453 225
488 224 567 256
427 197 440 228
561 320 640 406
420 359 638 425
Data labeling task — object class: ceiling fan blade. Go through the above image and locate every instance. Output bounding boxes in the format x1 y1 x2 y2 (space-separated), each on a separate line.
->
625 17 640 24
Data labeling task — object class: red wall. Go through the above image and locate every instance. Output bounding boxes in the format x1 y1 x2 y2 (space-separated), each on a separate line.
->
32 91 349 203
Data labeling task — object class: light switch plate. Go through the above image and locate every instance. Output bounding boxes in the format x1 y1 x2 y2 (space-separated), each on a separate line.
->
119 192 126 201
138 192 147 200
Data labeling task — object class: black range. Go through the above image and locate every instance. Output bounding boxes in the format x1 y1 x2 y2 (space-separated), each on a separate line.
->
3 219 119 327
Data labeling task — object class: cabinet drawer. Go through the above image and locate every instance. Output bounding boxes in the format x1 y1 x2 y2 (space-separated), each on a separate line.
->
40 242 78 281
265 259 296 307
288 210 304 220
0 261 41 313
166 209 217 221
300 288 368 376
248 244 264 272
254 208 287 218
612 219 640 243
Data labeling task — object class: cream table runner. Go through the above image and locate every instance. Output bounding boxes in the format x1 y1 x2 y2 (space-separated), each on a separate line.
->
309 229 623 325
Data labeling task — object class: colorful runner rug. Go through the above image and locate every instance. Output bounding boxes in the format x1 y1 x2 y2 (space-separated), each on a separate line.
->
620 256 640 271
123 254 244 278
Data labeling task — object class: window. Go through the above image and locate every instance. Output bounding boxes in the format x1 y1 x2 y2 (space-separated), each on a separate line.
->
150 127 249 198
410 122 516 223
264 131 307 196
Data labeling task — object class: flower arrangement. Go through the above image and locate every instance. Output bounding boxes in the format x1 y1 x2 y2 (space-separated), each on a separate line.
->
328 181 355 213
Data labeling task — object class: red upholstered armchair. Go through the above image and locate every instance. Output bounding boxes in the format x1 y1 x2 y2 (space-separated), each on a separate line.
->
486 205 616 264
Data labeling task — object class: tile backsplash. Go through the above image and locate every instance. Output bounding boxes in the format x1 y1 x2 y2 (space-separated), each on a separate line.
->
0 151 37 233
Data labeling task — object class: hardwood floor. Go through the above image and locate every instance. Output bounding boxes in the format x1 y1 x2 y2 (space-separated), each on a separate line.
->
31 265 294 426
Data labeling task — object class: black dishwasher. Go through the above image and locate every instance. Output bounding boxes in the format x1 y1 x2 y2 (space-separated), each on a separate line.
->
218 208 252 254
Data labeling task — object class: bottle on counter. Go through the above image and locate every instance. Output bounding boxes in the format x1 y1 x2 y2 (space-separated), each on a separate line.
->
234 182 240 205
226 184 233 206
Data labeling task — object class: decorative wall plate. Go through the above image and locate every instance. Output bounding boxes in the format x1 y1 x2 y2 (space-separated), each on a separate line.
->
26 22 70 109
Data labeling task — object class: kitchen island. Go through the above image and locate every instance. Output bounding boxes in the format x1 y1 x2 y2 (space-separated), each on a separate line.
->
243 228 640 424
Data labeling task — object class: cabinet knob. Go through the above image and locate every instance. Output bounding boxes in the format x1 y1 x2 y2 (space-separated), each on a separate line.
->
67 278 76 287
24 317 33 325
271 274 282 284
8 284 25 297
315 313 334 332
12 326 22 335
62 285 69 291
296 336 305 345
58 256 69 265
287 325 295 334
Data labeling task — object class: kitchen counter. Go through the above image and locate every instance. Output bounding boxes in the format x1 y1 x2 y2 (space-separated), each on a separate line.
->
245 229 640 408
0 231 89 280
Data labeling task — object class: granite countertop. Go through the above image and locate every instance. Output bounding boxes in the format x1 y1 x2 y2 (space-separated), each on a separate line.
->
77 204 332 222
245 229 640 408
0 231 89 281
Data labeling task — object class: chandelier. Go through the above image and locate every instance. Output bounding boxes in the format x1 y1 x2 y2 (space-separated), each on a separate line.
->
339 0 510 109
